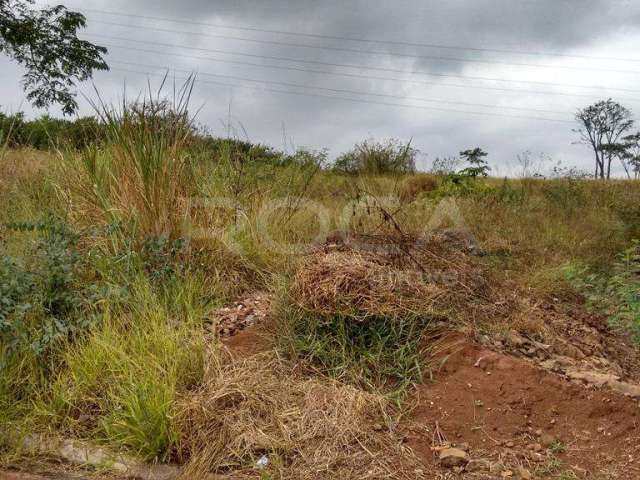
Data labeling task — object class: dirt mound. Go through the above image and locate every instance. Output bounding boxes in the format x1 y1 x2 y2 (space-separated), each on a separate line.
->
405 338 640 479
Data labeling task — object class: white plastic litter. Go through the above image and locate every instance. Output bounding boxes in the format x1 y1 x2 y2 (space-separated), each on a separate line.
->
256 454 269 469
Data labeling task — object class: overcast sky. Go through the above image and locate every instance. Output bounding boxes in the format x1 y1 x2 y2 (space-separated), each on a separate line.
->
3 0 640 174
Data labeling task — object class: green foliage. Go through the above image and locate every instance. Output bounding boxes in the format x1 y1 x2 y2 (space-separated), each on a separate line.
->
140 236 185 283
43 278 206 460
459 147 490 177
333 138 417 175
277 304 431 398
0 111 105 149
567 240 640 340
431 148 491 196
437 170 488 197
1 215 91 357
575 99 634 179
0 0 108 114
548 439 566 454
0 256 36 349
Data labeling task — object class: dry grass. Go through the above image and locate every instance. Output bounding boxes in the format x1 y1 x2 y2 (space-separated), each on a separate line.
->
290 233 490 323
175 352 423 479
291 249 444 321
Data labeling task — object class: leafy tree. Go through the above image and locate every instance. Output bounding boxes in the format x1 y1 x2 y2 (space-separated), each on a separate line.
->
0 0 108 115
622 132 640 179
459 147 490 177
575 99 634 179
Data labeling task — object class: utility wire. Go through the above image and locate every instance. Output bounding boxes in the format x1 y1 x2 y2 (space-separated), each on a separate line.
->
109 59 571 115
76 6 640 64
101 43 599 106
89 19 640 75
90 34 640 99
106 66 575 124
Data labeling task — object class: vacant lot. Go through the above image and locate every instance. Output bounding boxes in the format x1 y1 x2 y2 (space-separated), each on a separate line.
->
1 109 640 479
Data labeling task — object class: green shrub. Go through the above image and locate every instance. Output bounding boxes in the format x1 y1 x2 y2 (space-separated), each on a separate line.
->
333 138 417 175
1 215 92 357
567 240 640 340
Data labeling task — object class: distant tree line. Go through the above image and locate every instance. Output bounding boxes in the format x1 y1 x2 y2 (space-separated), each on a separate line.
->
0 112 105 149
0 109 322 168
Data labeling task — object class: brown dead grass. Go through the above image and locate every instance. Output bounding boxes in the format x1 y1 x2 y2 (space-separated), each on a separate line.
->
290 233 491 323
175 352 423 479
291 249 445 321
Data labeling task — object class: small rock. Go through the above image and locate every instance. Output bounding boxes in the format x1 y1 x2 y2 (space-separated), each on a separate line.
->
255 455 269 469
466 458 491 472
507 331 527 347
566 369 619 387
610 380 640 398
439 448 469 468
517 466 532 480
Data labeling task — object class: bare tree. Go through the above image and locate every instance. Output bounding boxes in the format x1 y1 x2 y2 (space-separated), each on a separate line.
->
574 99 634 179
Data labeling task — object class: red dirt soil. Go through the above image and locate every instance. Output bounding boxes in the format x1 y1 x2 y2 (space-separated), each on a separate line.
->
405 338 640 479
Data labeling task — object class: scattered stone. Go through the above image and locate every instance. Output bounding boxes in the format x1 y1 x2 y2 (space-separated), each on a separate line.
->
506 331 527 348
566 369 619 387
610 380 640 398
206 293 270 338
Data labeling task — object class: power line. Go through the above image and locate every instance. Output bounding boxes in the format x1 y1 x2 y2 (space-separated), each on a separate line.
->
100 42 609 106
76 6 640 65
89 19 640 75
105 66 575 124
109 59 572 116
90 34 640 99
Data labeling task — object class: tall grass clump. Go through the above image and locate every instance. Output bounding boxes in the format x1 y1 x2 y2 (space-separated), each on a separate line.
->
59 76 196 242
39 275 207 461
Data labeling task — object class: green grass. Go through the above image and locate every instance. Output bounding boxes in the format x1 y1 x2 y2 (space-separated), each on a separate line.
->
35 275 208 460
275 297 433 399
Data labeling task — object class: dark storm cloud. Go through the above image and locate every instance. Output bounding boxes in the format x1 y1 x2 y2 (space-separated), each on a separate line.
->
88 0 640 72
8 0 640 174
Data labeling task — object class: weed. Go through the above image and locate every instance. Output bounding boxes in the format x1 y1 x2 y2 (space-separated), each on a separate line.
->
1 215 91 357
567 240 640 341
276 303 431 398
549 439 566 454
